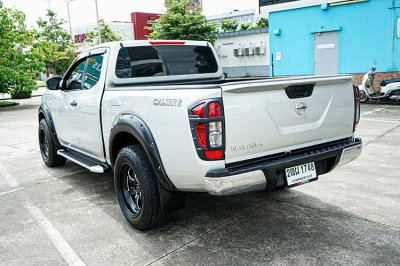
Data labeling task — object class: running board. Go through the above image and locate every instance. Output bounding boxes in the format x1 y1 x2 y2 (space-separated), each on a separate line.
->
57 149 109 173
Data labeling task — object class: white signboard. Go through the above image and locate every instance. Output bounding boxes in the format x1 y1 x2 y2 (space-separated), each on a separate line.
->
276 52 282 61
317 43 335 49
397 18 400 39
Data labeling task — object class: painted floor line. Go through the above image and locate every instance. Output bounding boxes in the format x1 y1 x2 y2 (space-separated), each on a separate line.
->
361 108 385 116
0 187 24 196
24 203 86 266
361 118 400 124
0 163 19 187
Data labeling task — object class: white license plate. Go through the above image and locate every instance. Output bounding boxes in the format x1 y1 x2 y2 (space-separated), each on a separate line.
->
285 162 317 187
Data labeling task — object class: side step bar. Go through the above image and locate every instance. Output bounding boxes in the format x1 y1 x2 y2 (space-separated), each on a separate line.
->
57 149 109 173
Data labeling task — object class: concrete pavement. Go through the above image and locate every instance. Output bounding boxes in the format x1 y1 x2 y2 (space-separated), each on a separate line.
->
0 98 399 265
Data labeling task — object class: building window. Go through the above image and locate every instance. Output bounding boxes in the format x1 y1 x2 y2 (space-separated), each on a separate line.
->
259 0 299 7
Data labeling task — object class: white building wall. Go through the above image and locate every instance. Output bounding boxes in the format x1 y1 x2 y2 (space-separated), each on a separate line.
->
71 21 134 52
207 9 259 32
215 29 270 77
260 0 362 15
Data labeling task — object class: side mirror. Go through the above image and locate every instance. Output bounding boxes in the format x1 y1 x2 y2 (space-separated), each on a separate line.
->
46 77 62 90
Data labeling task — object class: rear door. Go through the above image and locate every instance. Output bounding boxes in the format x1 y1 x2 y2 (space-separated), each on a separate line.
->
221 76 355 164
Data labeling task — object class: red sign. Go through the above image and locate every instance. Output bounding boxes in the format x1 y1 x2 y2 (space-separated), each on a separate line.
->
185 0 202 10
74 34 87 43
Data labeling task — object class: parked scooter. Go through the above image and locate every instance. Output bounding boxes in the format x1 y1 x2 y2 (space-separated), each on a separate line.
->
358 61 400 103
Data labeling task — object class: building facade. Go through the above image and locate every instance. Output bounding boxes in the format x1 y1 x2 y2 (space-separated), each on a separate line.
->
267 0 400 86
215 28 270 77
72 21 134 52
130 12 160 40
207 9 259 32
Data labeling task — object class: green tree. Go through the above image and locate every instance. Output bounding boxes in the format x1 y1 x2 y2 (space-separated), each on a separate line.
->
148 0 217 45
221 19 238 33
35 9 76 75
0 2 44 99
240 22 252 31
87 19 122 44
255 17 269 29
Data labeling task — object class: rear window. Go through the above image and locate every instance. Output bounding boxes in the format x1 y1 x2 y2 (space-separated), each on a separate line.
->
115 45 218 78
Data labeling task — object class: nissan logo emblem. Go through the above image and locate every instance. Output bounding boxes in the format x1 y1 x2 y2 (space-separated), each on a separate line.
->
295 102 307 116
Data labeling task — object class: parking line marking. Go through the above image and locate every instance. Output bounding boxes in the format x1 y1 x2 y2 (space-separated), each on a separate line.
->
361 108 385 116
25 203 86 266
0 187 24 196
362 118 400 124
0 163 19 187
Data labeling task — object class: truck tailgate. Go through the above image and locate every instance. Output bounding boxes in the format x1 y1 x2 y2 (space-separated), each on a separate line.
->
221 76 355 164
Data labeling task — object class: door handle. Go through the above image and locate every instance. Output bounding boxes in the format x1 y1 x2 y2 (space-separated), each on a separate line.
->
70 100 77 107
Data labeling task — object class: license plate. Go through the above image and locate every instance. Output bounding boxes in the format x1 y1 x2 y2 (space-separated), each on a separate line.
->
285 162 317 187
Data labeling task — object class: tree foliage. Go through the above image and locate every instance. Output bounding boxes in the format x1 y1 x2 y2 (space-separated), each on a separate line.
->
34 9 75 75
255 17 269 29
0 3 43 99
240 22 252 31
220 19 238 33
148 0 217 45
87 19 122 44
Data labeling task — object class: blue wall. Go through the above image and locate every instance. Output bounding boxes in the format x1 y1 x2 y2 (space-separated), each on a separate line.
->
269 0 400 76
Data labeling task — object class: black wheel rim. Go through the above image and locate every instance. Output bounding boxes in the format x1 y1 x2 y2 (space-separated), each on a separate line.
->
39 128 49 159
120 164 142 216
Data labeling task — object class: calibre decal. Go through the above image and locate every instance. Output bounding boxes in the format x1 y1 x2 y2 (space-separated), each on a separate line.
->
153 98 183 107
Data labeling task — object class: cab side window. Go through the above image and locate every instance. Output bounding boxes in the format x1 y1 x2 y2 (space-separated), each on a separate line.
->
65 59 88 90
83 54 104 90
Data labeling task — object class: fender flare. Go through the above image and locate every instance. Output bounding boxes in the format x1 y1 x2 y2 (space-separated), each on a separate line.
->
109 114 178 192
38 104 62 147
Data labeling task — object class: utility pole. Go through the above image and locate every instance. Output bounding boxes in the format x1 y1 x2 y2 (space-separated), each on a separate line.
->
94 0 102 43
65 0 74 42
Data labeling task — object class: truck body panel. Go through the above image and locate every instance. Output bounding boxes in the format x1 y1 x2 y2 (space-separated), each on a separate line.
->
102 87 224 191
221 76 355 164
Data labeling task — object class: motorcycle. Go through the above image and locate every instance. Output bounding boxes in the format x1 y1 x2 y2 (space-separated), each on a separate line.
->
358 62 400 103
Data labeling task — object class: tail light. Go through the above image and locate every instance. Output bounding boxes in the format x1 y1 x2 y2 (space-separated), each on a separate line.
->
189 99 224 160
353 85 361 132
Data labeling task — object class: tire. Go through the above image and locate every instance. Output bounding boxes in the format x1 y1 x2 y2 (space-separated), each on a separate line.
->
38 119 67 167
359 91 369 103
114 145 168 230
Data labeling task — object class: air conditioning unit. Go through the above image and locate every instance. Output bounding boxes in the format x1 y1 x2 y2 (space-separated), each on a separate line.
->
249 47 254 56
233 48 243 57
244 47 254 56
255 45 266 55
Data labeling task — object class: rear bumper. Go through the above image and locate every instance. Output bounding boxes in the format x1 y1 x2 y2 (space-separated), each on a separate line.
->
204 137 362 195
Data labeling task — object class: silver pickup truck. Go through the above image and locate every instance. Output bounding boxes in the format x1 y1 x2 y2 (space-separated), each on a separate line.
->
39 40 362 230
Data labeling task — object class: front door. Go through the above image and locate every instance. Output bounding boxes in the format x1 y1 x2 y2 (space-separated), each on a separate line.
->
77 49 107 159
56 58 88 149
314 31 339 75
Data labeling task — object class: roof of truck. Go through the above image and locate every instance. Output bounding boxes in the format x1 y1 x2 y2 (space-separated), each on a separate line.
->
89 40 211 51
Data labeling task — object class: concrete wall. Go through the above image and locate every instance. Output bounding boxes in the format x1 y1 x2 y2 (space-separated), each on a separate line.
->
269 0 400 76
215 29 270 77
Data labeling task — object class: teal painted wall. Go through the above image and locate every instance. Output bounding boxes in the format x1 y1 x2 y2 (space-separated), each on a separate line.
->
270 0 400 76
